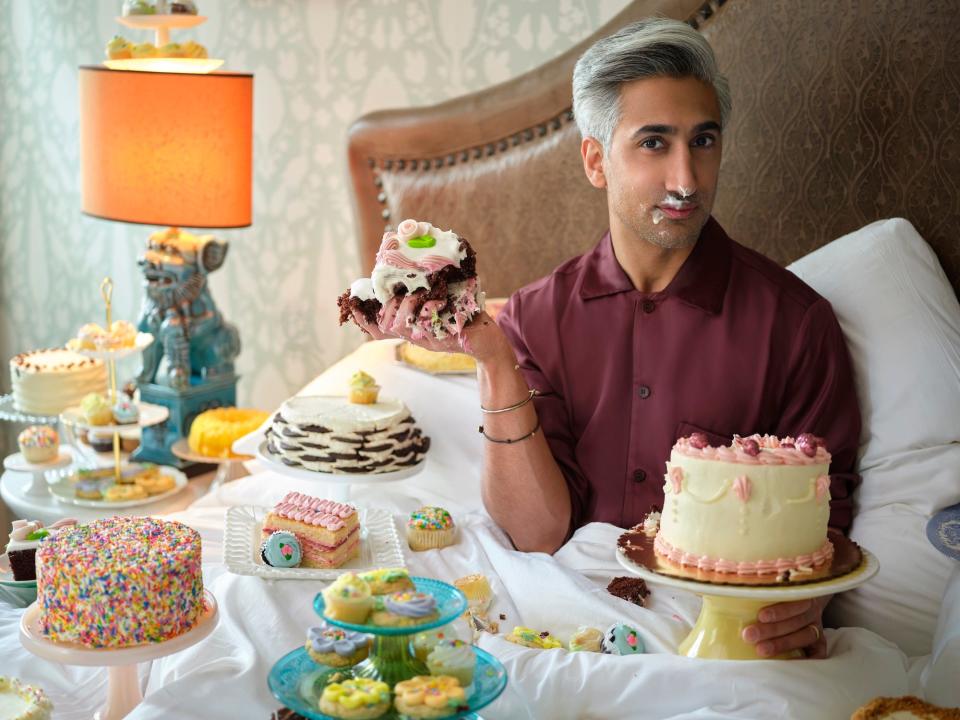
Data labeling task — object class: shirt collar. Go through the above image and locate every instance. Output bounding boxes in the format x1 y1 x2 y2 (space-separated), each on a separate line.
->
579 216 732 315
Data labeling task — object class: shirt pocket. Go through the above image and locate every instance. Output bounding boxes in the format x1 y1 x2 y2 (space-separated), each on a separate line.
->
674 421 732 448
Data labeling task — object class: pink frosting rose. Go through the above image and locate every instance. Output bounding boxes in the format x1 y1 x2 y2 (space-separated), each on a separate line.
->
397 218 420 241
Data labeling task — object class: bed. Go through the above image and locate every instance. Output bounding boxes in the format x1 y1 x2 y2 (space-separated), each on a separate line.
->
343 0 960 716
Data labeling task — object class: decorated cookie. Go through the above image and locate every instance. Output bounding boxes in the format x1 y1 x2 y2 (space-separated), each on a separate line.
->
393 675 468 719
305 622 370 667
319 678 390 719
504 626 563 650
261 531 302 568
371 590 439 627
569 626 604 653
104 484 148 502
357 567 414 595
601 622 644 655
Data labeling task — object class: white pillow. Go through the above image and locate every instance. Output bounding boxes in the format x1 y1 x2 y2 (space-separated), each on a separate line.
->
788 218 960 656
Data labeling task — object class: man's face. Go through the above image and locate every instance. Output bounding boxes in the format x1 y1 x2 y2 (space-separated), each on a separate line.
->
588 75 723 250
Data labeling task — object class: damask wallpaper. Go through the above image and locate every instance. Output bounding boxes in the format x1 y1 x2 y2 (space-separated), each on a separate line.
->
0 0 629 411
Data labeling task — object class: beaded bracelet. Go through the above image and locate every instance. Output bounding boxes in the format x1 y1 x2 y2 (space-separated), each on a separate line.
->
478 417 540 444
480 388 537 415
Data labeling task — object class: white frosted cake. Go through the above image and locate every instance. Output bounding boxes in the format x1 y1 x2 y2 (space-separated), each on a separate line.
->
264 395 430 473
9 349 107 416
655 433 833 575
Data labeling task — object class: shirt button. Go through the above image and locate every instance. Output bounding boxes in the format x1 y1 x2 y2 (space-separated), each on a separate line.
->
633 469 646 483
638 385 651 399
642 299 656 313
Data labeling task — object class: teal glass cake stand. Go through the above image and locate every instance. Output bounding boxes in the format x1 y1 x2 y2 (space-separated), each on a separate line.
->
266 577 509 719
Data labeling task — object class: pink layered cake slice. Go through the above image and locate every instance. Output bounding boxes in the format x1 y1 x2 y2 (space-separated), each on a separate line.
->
261 492 360 569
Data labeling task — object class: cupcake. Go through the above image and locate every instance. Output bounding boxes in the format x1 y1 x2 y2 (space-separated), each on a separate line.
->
305 622 371 667
601 622 644 655
105 35 132 60
393 676 468 719
370 590 439 627
18 425 58 464
169 0 198 13
412 628 455 663
357 567 414 595
122 0 156 15
453 574 492 614
322 573 373 624
260 531 302 568
81 393 113 426
569 626 604 652
112 399 139 425
87 430 114 452
348 371 380 405
130 42 158 58
407 507 456 551
425 639 475 690
319 678 391 719
504 626 563 650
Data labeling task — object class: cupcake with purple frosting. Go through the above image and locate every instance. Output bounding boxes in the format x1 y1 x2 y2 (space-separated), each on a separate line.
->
305 621 371 667
370 590 439 627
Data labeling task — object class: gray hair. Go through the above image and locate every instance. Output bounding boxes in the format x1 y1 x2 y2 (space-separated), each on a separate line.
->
572 18 732 151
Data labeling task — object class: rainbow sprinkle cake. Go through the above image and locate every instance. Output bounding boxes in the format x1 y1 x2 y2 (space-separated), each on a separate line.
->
36 516 204 648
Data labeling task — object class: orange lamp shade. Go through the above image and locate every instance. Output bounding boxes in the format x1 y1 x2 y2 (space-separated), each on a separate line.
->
79 66 253 228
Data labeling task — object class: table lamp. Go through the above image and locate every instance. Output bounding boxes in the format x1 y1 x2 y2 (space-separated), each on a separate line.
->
78 65 253 468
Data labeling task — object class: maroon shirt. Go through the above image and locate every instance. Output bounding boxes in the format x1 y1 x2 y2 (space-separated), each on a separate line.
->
497 217 861 535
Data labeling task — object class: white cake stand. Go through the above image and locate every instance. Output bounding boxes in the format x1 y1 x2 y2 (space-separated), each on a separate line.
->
3 450 73 498
20 590 218 720
616 534 879 660
170 438 250 490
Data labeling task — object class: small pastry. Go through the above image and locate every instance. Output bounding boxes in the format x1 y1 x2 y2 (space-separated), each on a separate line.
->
357 567 414 595
120 433 140 453
105 321 136 349
412 628 455 663
158 42 184 58
393 676 468 719
133 469 175 495
0 677 53 719
112 399 139 425
370 590 439 627
180 40 208 58
104 484 148 502
453 574 492 614
464 608 499 641
75 478 103 500
642 510 661 536
305 622 370 667
606 576 650 607
504 626 562 650
81 393 113 426
319 678 391 719
322 573 373 624
169 0 198 13
348 371 380 405
569 626 604 653
425 639 475 689
601 622 644 655
18 425 59 463
260 530 302 568
122 0 156 15
105 35 132 60
130 42 158 58
88 430 114 452
407 506 456 551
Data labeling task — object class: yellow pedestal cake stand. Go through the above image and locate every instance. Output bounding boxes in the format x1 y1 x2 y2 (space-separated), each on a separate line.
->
616 529 879 660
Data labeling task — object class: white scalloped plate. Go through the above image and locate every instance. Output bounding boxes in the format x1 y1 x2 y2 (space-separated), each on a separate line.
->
223 505 405 580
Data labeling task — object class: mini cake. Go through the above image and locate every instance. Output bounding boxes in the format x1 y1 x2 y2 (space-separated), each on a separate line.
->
5 519 77 581
606 576 650 607
371 590 439 627
17 425 58 463
0 676 53 720
569 626 604 653
261 492 360 568
453 574 492 614
322 573 373 624
338 218 485 341
9 348 107 416
425 639 475 689
407 507 456 551
319 678 391 719
393 676 468 719
260 530 302 568
187 407 269 458
264 395 429 474
357 567 414 595
81 393 113 426
348 371 380 405
504 626 562 650
412 628 455 662
36 517 204 648
112 399 139 425
655 433 834 575
305 622 371 667
601 623 644 655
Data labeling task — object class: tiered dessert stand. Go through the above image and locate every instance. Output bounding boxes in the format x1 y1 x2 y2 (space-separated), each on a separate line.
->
107 11 223 73
268 577 507 720
19 590 219 720
616 529 879 660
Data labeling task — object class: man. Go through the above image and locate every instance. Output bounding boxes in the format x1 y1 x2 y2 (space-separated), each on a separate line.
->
355 18 860 659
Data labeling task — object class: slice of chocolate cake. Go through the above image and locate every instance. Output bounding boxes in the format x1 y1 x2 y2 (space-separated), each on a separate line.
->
607 575 651 607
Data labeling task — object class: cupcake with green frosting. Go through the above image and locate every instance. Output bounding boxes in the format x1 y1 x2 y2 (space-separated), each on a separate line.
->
348 371 380 405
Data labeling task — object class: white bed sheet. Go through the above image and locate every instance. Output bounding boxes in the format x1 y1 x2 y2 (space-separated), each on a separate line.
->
0 341 943 719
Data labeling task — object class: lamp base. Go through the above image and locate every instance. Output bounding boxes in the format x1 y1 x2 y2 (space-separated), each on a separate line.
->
133 374 238 469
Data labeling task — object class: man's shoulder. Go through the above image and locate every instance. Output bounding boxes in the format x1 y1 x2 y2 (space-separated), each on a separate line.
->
511 246 595 303
728 238 825 314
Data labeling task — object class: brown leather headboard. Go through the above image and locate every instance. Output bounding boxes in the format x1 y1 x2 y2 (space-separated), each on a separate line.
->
347 0 960 300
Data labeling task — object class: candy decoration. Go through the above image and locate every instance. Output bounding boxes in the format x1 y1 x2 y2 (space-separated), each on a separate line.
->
688 432 709 449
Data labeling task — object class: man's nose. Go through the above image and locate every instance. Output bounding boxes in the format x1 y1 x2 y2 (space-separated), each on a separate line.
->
665 146 697 198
